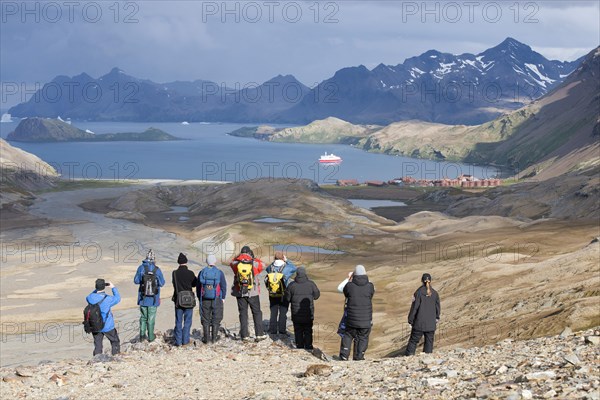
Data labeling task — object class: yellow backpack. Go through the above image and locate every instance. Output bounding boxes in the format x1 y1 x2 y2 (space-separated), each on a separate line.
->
266 272 285 297
237 260 254 295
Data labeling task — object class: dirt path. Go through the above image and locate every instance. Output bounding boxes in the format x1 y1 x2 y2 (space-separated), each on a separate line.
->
0 182 259 367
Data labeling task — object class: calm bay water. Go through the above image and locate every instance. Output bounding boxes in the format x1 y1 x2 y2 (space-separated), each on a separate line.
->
0 121 501 183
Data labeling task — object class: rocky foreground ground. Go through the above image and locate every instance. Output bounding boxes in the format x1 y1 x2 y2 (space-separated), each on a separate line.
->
1 327 598 400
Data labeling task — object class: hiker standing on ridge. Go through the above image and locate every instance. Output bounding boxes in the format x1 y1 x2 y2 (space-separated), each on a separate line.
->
133 250 165 342
229 245 267 342
86 279 121 356
285 266 320 350
338 265 375 361
265 251 297 336
172 253 198 347
197 254 227 344
405 273 441 356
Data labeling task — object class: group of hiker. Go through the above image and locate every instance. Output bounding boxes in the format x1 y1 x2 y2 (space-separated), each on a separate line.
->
84 246 441 360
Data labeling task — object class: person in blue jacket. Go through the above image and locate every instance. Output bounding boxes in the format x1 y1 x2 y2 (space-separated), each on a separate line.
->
197 254 227 344
265 251 297 336
133 250 166 342
86 278 121 356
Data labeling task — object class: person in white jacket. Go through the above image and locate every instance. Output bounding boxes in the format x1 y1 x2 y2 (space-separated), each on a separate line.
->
337 265 375 361
337 271 353 293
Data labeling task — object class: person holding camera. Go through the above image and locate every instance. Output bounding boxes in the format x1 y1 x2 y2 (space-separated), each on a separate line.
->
172 253 198 347
86 278 121 356
338 265 375 361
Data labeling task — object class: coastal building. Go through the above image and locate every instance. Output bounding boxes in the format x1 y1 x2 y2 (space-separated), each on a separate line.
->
366 180 387 187
336 179 359 186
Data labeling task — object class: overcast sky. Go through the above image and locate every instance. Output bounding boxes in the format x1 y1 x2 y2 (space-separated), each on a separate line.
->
1 1 598 107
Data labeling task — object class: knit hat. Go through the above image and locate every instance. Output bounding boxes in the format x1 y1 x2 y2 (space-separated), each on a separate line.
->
95 278 106 291
240 245 254 258
273 259 285 268
354 265 366 276
206 254 217 266
177 253 188 264
146 249 155 262
296 266 307 278
421 273 432 282
274 251 284 260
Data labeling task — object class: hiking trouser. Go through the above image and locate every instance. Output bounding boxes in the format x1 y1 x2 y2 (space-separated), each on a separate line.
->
139 306 158 341
269 297 289 334
236 296 264 339
92 328 120 356
200 298 224 341
292 321 313 349
339 326 371 360
405 328 435 355
174 306 193 346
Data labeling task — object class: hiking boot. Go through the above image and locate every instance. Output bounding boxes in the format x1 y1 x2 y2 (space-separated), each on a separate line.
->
211 329 220 343
242 337 253 343
255 334 267 342
201 326 209 344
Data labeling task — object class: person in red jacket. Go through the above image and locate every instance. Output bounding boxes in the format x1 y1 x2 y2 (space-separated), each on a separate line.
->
230 245 267 342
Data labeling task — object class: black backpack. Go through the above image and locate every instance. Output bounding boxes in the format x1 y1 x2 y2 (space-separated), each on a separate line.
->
142 263 159 297
83 295 107 333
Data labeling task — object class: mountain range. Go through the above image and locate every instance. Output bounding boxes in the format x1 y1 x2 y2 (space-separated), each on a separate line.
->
236 46 599 179
9 38 586 125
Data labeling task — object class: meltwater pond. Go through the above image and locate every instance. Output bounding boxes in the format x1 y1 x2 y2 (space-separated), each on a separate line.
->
167 206 190 213
253 217 297 223
348 199 407 209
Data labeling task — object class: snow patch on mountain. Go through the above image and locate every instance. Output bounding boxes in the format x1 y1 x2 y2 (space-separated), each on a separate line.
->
438 62 456 75
525 63 556 87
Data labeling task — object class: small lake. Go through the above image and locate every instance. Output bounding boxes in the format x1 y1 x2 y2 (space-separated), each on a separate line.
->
167 206 189 213
253 217 297 223
348 199 407 209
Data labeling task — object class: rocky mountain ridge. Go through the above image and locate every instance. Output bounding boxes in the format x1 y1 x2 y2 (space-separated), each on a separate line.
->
8 38 586 125
237 46 599 178
0 138 58 205
281 38 585 125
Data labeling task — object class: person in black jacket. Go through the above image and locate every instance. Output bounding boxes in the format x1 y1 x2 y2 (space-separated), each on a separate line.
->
284 266 320 350
339 265 375 361
172 253 198 346
405 273 441 355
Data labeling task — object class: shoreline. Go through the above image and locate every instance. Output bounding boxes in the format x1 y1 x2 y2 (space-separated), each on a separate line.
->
226 124 515 178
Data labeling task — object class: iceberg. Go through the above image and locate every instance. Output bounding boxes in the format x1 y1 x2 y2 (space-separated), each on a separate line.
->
181 121 190 125
1 113 12 123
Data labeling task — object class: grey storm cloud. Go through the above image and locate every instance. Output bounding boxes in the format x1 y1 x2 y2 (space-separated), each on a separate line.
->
0 0 598 94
